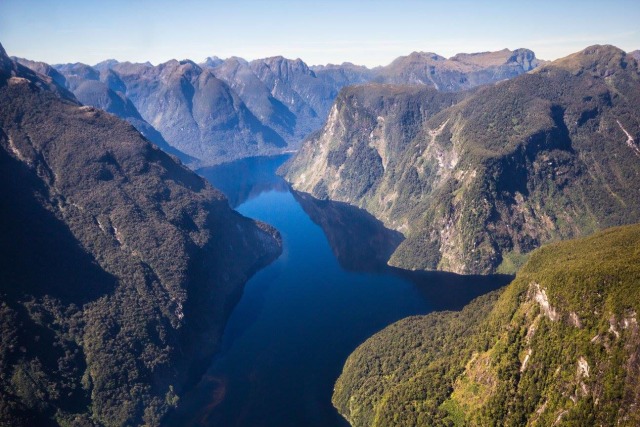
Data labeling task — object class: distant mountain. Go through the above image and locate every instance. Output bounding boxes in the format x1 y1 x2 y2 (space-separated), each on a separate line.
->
17 48 541 166
248 56 339 138
334 223 640 426
283 45 640 274
631 49 640 61
205 57 298 144
311 62 376 88
17 58 193 163
374 48 540 90
92 58 120 72
201 56 223 68
204 56 378 150
0 43 281 426
65 59 287 165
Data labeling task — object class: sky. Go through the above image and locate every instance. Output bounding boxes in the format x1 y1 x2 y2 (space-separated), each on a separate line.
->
1 0 639 67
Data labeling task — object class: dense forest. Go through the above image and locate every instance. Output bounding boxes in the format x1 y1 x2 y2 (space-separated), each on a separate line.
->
0 43 281 426
334 223 640 426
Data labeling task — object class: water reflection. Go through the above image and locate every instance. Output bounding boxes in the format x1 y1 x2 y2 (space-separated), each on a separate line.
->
292 190 404 272
198 154 290 208
168 155 512 427
292 187 512 308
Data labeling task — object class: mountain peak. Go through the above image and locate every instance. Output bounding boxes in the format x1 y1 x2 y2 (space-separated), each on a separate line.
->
450 48 537 70
201 56 224 68
226 56 249 66
253 55 314 77
0 42 13 74
93 58 119 72
54 62 100 81
545 44 632 77
409 51 446 61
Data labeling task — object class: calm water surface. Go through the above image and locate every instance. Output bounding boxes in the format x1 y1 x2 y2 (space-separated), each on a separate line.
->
168 155 510 427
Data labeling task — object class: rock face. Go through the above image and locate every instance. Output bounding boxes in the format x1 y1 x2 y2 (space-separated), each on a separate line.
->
333 223 640 426
374 48 540 90
284 45 640 274
0 44 281 426
205 57 380 150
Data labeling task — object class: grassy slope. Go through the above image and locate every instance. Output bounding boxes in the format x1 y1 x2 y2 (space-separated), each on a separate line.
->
334 223 640 426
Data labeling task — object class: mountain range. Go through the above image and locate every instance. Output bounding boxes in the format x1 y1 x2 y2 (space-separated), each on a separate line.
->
3 38 640 427
372 48 540 90
0 43 281 426
15 48 541 166
283 45 640 274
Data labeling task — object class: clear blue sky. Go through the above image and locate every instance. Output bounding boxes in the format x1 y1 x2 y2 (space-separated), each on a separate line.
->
1 0 638 67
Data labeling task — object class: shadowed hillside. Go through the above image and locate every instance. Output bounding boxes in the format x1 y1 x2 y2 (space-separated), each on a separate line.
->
0 43 281 426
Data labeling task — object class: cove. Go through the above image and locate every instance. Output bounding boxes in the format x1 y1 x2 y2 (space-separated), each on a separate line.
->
166 154 511 427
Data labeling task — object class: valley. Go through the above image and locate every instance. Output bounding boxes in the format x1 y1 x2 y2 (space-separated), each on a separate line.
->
0 30 639 427
165 155 509 427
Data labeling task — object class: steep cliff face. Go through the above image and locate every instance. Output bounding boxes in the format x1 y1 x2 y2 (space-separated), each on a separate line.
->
283 83 465 202
249 56 339 139
284 45 640 274
333 223 640 426
0 45 281 426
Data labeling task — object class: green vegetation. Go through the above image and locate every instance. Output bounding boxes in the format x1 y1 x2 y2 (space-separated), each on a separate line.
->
333 223 640 426
0 48 281 426
285 45 640 274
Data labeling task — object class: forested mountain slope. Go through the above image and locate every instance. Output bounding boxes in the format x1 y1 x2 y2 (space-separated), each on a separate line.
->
334 223 640 426
284 45 640 274
0 43 281 426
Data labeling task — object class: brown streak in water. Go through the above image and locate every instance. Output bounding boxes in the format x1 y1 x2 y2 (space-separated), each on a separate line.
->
196 376 227 426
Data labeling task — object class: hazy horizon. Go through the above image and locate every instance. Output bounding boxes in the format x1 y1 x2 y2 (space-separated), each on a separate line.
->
1 0 639 67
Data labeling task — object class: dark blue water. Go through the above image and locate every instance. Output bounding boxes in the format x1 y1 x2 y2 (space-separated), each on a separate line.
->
168 155 510 427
